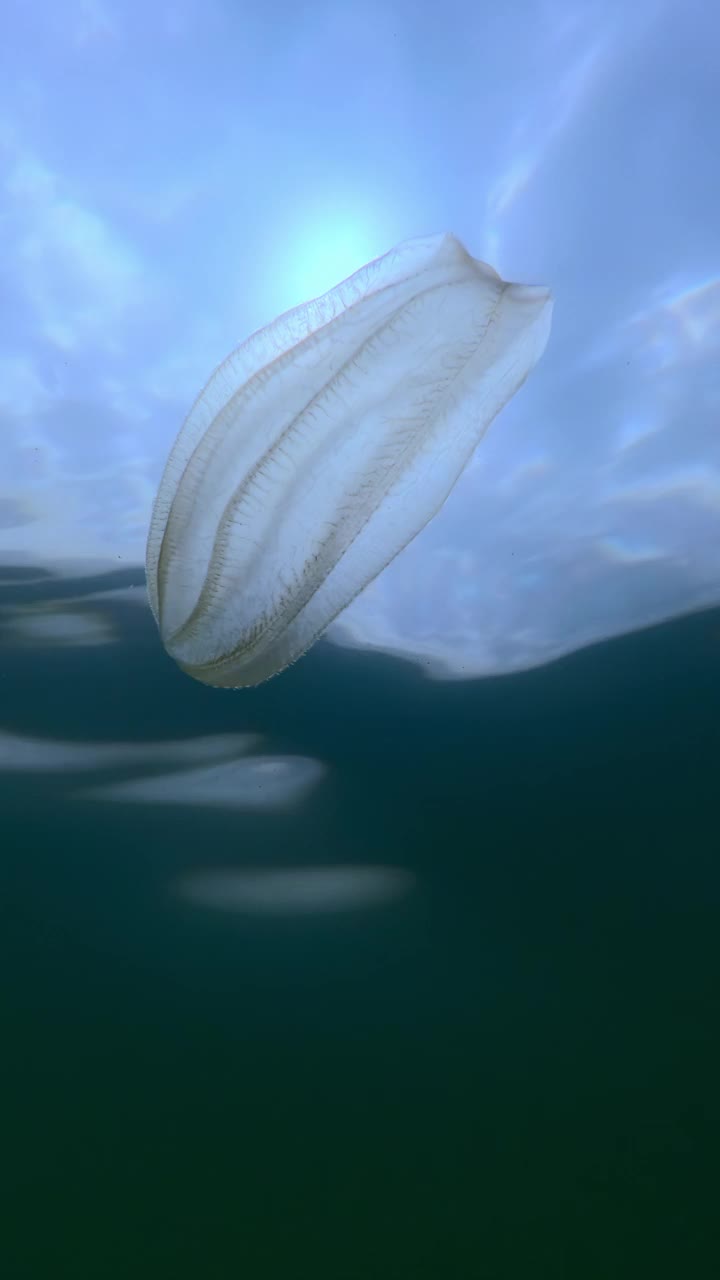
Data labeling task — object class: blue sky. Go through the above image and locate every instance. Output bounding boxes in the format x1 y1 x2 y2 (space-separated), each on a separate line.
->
1 0 718 676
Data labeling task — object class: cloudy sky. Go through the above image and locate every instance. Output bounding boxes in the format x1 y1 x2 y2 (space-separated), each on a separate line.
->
2 0 718 676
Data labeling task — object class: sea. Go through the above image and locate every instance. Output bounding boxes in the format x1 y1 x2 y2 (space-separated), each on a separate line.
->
2 562 719 1279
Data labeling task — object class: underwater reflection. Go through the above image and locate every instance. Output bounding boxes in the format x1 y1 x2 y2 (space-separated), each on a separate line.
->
174 866 416 916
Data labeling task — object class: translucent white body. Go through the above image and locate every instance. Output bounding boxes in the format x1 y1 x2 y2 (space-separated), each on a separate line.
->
146 233 552 687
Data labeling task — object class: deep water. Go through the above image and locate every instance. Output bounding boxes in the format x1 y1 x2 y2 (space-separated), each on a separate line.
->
2 564 719 1279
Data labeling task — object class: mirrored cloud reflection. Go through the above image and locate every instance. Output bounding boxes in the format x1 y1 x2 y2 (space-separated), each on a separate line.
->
0 730 260 774
174 866 416 917
88 755 325 811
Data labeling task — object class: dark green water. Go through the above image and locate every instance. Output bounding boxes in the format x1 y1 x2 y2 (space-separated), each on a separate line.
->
2 566 719 1278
